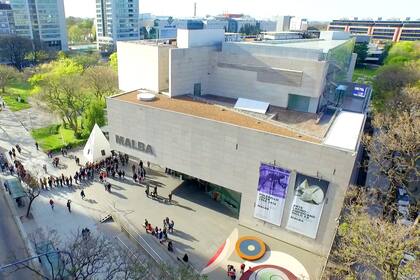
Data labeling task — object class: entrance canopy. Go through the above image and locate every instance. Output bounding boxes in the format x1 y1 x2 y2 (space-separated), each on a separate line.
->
83 124 111 163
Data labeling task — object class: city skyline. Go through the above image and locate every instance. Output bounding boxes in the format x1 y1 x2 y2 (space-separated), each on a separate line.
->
64 0 420 20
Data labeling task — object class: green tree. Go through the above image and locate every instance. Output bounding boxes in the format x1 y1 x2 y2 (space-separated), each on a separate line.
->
385 41 420 65
372 61 419 111
72 53 100 70
239 24 261 35
354 42 368 66
30 58 90 137
0 65 19 93
109 52 118 71
84 65 118 100
82 100 106 136
0 35 33 70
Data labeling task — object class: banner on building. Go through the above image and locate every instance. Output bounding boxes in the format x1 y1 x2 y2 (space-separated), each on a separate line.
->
253 163 291 226
286 173 329 239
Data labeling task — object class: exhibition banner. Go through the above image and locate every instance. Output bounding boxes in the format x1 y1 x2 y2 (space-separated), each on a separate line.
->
254 163 291 226
286 173 329 239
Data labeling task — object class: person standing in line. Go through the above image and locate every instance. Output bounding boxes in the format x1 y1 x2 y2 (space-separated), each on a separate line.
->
49 199 54 210
80 190 85 200
67 200 71 213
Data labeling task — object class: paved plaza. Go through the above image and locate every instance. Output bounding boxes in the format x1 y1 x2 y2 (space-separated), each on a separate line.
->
0 106 322 279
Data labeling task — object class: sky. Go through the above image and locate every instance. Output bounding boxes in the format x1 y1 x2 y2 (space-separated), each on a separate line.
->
64 0 420 21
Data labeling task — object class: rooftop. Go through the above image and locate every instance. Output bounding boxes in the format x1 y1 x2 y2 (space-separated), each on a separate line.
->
111 91 337 144
238 39 350 53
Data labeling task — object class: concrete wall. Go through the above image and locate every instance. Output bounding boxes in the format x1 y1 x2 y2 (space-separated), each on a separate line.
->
208 44 327 112
118 42 171 92
169 47 215 97
177 29 224 48
107 98 358 258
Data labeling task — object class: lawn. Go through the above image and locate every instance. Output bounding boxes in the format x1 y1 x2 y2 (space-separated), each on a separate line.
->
2 81 33 111
352 67 378 85
31 124 87 152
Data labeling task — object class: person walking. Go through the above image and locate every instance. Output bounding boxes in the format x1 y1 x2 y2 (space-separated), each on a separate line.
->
49 199 54 210
35 142 39 150
67 200 72 213
80 190 85 200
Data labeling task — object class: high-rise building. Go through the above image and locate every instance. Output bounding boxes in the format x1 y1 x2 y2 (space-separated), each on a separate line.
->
8 0 67 50
0 2 15 35
275 15 292 31
96 0 140 52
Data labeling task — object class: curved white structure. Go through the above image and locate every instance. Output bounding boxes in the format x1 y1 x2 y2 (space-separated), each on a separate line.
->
137 91 156 101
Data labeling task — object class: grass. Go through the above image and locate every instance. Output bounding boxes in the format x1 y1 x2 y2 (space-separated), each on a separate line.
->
31 124 87 152
353 67 378 85
2 81 33 111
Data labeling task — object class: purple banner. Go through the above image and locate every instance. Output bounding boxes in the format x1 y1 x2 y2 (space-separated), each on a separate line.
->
257 164 291 199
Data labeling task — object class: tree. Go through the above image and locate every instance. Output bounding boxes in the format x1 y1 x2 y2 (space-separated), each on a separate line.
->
385 41 420 65
0 65 19 93
24 174 41 218
0 35 33 70
363 86 420 208
30 58 90 137
84 65 118 100
11 230 150 280
354 42 368 66
372 61 419 111
72 52 100 70
325 187 419 280
82 100 106 136
239 24 261 35
109 52 118 71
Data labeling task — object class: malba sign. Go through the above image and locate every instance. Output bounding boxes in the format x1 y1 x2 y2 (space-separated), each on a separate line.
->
115 135 153 155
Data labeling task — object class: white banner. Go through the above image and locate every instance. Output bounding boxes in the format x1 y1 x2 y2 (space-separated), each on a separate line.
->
286 174 329 239
253 164 291 226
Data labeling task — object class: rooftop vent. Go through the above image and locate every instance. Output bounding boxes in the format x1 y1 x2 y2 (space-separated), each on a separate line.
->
137 90 156 101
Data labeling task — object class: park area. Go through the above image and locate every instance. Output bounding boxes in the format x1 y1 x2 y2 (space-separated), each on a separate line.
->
31 124 86 152
2 81 33 111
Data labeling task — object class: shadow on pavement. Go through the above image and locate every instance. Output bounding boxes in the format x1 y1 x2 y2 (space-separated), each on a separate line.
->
172 181 238 219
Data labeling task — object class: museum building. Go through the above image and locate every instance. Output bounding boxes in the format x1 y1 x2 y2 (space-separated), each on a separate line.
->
106 28 370 277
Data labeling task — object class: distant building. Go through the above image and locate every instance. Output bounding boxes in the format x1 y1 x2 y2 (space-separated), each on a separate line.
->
261 31 303 40
258 20 276 32
328 18 420 42
275 15 293 31
0 3 14 36
8 0 67 50
96 0 140 52
290 17 308 31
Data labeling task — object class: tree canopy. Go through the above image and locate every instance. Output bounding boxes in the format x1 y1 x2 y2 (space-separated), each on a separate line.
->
66 17 95 44
354 42 368 66
0 65 19 93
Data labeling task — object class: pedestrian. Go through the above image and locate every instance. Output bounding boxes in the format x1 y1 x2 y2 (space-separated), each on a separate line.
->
43 164 47 173
167 241 173 252
49 199 54 210
147 161 150 168
153 186 158 197
240 263 245 274
67 200 71 213
80 190 85 200
122 170 125 179
169 220 174 233
35 142 39 150
168 193 173 203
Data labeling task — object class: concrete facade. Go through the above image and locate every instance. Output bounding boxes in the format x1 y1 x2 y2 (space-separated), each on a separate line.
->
117 41 171 92
106 97 360 258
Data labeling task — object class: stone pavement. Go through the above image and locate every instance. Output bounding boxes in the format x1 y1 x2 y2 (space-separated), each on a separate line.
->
0 106 236 279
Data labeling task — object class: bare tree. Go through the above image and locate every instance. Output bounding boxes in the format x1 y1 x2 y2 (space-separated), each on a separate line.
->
325 187 420 280
0 64 19 93
363 86 420 211
84 65 118 100
8 229 150 280
0 35 33 70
